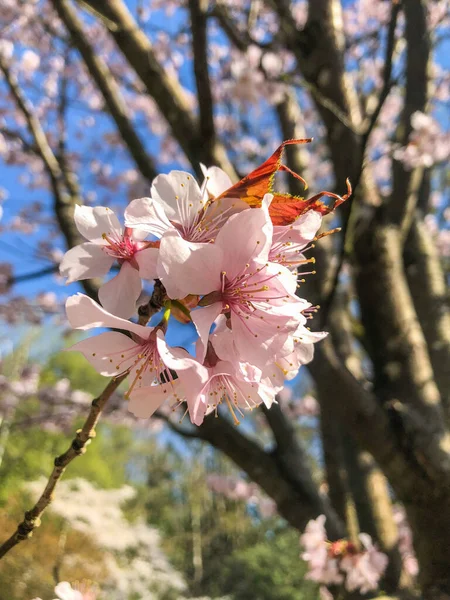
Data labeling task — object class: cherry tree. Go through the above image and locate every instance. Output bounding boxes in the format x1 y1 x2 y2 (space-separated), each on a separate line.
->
0 1 449 599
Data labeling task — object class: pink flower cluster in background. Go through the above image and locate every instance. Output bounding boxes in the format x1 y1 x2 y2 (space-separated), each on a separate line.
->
62 166 326 426
300 515 388 595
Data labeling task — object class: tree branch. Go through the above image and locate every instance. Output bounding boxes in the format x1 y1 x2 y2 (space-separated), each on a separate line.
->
52 0 158 183
388 0 430 231
156 409 343 539
0 52 99 299
0 374 126 560
404 217 450 420
189 0 216 155
76 0 236 179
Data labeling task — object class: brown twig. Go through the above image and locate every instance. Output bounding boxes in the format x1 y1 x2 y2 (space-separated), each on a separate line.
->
0 374 126 560
137 279 167 325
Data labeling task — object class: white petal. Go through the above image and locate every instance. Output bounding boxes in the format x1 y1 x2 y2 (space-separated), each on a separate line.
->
157 230 223 299
124 197 172 239
151 170 204 228
98 262 142 319
66 293 150 338
202 165 234 198
128 380 183 418
191 303 223 362
74 205 122 243
59 242 113 283
215 199 273 281
134 247 159 280
66 331 141 376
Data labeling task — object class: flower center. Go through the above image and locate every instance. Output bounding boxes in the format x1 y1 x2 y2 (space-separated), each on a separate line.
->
102 231 137 262
205 374 259 425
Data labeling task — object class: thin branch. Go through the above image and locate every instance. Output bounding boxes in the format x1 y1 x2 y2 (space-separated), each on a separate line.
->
8 265 59 285
76 0 236 178
211 4 250 52
0 55 62 181
189 0 216 154
0 53 98 299
52 0 157 183
0 127 39 155
0 374 126 560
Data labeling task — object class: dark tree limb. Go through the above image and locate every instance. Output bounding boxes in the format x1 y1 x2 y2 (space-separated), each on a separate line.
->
76 0 236 179
52 0 158 183
189 0 216 157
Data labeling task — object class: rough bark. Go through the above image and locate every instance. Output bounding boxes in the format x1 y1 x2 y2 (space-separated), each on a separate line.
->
404 217 450 419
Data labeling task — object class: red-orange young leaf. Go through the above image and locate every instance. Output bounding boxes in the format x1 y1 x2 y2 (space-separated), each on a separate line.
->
215 139 351 226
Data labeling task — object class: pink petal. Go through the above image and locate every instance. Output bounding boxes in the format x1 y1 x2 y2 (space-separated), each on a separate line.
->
273 210 322 248
201 165 233 198
158 230 223 299
74 205 122 243
134 247 159 280
98 262 142 319
230 307 294 368
128 379 183 419
59 242 113 283
66 293 151 339
156 333 210 425
124 197 172 238
210 326 235 362
66 331 140 376
191 303 223 362
214 198 272 281
151 170 205 226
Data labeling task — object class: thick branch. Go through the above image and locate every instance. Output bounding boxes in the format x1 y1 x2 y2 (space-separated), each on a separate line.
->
189 0 216 154
388 0 430 231
275 90 310 191
161 410 343 539
0 374 126 560
52 0 157 183
261 402 344 539
404 217 450 419
77 0 236 178
354 224 450 477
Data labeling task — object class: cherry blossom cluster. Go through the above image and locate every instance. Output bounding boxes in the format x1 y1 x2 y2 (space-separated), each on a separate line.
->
61 166 326 426
32 581 97 600
300 515 388 595
394 111 450 169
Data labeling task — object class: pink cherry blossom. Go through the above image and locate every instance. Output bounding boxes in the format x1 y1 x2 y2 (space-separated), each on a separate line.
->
131 334 277 425
269 211 322 271
301 515 343 586
340 534 388 593
157 196 304 367
60 205 158 318
65 293 178 410
124 170 246 245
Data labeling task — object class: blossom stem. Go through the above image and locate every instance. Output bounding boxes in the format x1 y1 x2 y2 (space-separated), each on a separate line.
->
0 373 127 560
